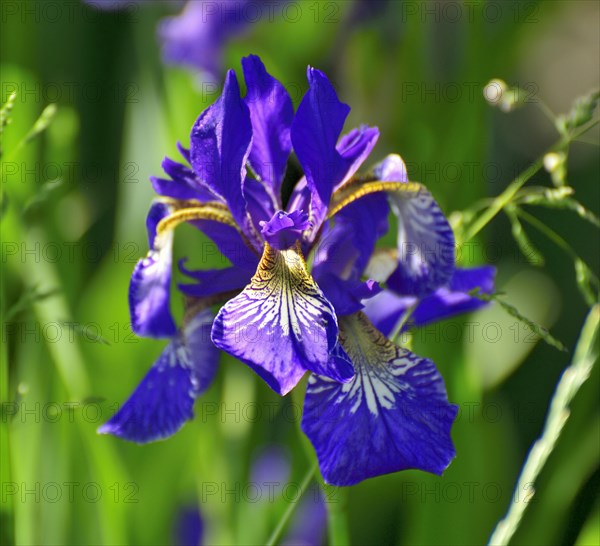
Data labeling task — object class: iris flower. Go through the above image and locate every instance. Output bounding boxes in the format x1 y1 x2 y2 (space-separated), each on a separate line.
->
100 55 492 486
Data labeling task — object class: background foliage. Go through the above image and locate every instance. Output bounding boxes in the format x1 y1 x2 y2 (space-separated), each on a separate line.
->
1 1 598 545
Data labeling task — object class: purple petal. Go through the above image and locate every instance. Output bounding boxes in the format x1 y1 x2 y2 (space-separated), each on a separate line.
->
190 219 260 270
316 273 382 316
129 202 177 338
386 186 455 297
335 125 380 189
242 54 293 202
211 244 350 395
260 210 311 250
362 290 418 338
313 193 389 280
411 266 496 326
291 67 350 209
244 176 278 231
99 310 219 443
173 505 204 546
302 313 458 486
178 262 254 298
373 153 408 182
151 155 217 202
190 70 254 238
158 1 245 79
290 127 380 246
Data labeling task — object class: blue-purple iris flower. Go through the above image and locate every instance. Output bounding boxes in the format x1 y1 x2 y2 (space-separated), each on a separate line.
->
100 54 494 486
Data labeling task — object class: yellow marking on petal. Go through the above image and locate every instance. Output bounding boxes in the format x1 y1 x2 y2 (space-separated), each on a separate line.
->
328 180 422 219
156 203 238 236
339 312 398 369
242 241 332 339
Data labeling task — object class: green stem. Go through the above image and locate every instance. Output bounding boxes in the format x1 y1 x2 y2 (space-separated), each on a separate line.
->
265 461 318 546
463 119 599 243
488 305 599 546
325 485 351 546
463 157 544 242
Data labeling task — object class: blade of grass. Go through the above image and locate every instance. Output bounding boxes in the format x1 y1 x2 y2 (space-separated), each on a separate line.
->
488 305 599 546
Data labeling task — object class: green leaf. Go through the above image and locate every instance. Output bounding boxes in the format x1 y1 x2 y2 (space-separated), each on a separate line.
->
506 205 545 266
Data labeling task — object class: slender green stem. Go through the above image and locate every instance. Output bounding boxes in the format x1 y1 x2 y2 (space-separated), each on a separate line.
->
325 485 351 546
463 119 599 243
488 305 599 546
265 461 318 546
463 157 544 242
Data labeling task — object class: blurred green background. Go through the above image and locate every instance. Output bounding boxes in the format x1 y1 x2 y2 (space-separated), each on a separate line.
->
1 1 598 545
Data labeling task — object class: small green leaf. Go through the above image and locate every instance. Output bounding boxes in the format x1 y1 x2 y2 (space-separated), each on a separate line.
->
506 205 545 266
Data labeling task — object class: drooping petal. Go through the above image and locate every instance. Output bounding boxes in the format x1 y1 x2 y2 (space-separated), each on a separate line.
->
260 210 311 250
99 310 219 443
178 261 254 298
411 266 496 325
129 201 177 338
190 70 254 238
386 186 455 297
151 155 216 202
291 67 350 210
242 54 293 202
362 290 418 338
302 312 458 486
211 243 351 395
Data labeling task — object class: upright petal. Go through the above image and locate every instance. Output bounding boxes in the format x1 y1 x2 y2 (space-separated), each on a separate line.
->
242 55 293 203
99 310 219 443
335 125 380 189
302 312 458 486
291 67 350 209
211 243 352 395
244 175 278 231
129 201 177 338
292 126 381 246
190 70 254 238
